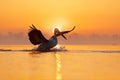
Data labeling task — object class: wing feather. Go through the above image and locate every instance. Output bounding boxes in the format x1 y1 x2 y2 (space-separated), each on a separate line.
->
28 25 48 45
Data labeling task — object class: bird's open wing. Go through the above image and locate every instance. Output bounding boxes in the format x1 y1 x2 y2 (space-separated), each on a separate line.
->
56 26 75 39
28 24 48 45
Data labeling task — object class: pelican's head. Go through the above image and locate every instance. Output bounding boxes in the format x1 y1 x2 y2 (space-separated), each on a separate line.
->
53 27 67 40
54 28 60 34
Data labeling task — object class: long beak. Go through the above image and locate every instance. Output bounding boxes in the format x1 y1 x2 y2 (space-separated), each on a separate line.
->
56 26 75 40
61 34 67 40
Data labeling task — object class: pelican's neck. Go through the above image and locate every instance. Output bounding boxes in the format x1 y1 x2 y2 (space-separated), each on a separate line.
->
54 31 57 36
51 31 57 39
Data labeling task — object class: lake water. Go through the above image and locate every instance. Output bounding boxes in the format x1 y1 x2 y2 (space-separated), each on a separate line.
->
0 45 120 80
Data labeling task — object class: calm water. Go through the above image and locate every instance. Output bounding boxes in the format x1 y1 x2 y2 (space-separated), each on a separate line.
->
0 45 120 80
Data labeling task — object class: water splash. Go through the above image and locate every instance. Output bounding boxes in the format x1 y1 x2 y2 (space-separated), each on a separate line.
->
51 45 67 51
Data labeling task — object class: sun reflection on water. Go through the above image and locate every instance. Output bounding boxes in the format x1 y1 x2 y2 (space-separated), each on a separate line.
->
55 53 62 80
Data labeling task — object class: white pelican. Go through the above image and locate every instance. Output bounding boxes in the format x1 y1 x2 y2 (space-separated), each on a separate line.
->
28 24 75 51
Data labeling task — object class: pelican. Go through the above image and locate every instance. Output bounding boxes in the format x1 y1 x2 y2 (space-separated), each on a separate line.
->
28 24 75 51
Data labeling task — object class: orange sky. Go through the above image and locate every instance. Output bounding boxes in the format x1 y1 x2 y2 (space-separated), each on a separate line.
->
0 0 120 35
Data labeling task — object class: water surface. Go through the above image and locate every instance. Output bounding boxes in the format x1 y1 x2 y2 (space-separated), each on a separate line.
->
0 45 120 80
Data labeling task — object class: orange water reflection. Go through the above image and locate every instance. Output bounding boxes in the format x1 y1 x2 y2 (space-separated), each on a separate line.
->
55 53 62 80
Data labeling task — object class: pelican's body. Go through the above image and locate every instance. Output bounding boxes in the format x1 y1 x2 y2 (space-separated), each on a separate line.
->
28 24 75 51
37 35 58 51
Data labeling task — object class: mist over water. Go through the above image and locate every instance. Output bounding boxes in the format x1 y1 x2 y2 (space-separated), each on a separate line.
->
0 45 120 80
0 32 120 45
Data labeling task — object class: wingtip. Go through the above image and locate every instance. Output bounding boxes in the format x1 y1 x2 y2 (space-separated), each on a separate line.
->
32 24 37 29
29 24 37 30
71 26 75 31
73 26 75 29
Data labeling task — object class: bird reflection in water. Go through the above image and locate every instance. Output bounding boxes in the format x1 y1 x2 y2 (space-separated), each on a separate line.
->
55 53 62 80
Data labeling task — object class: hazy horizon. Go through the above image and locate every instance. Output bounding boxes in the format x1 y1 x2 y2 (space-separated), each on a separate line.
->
0 31 120 45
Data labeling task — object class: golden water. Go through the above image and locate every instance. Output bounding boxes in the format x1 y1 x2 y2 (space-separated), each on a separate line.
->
0 45 120 80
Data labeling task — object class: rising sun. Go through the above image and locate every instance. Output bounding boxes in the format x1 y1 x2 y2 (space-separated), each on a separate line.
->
52 25 61 33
